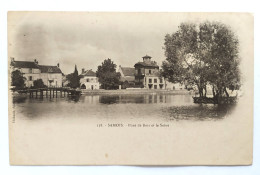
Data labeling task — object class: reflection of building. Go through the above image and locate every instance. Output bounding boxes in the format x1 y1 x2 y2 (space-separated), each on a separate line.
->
80 69 100 90
10 58 63 87
134 55 165 89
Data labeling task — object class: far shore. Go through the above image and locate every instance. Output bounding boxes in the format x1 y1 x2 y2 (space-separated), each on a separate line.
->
81 89 193 95
11 88 194 96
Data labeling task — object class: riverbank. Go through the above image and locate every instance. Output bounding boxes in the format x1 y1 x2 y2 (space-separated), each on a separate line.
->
81 89 193 95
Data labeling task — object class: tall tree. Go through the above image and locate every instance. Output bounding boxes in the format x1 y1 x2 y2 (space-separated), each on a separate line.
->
11 70 26 89
67 65 80 88
96 58 121 89
162 21 240 98
199 22 240 97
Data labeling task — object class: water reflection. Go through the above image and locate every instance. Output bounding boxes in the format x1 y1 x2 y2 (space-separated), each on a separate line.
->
163 104 236 121
67 95 81 102
13 95 27 103
12 93 236 121
97 94 188 104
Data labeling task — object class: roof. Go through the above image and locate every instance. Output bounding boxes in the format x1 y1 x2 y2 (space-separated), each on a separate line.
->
81 69 96 77
120 67 135 76
12 61 39 69
38 65 62 73
134 61 159 68
142 55 152 59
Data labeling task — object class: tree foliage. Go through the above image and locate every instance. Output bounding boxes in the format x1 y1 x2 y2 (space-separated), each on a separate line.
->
96 58 121 89
162 21 240 98
33 79 46 88
11 70 26 89
67 65 80 88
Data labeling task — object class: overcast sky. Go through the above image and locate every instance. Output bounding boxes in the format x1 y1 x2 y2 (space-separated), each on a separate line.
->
8 12 247 74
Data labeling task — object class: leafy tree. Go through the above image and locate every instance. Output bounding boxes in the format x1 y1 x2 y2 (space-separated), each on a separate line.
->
33 79 46 88
199 22 240 97
162 21 240 99
67 65 80 88
96 58 121 89
11 70 26 89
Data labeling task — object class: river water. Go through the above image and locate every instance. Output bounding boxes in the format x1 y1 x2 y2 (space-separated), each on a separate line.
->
12 93 235 123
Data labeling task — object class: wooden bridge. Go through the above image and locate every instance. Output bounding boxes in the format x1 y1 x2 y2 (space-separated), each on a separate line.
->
16 87 81 98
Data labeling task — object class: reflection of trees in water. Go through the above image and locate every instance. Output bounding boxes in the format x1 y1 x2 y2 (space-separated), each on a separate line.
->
67 95 81 102
13 95 27 103
99 94 168 104
163 104 236 121
99 95 119 104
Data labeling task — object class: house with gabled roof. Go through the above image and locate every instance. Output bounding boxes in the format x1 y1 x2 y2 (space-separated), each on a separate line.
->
134 55 166 89
10 58 63 87
38 65 63 87
118 66 135 83
79 69 100 90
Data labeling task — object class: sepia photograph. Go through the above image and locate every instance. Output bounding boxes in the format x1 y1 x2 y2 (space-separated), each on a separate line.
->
8 12 254 165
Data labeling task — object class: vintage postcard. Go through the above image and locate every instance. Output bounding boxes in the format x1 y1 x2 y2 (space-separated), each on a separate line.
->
8 12 254 165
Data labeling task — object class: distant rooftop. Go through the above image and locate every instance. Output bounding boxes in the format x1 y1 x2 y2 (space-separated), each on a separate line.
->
11 59 62 73
134 61 159 68
81 69 96 77
120 67 135 76
142 55 152 59
38 65 62 73
12 61 39 69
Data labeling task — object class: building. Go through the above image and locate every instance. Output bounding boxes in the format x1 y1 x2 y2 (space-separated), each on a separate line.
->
80 69 100 90
118 66 135 83
38 65 63 87
165 81 185 90
134 55 166 89
10 58 63 87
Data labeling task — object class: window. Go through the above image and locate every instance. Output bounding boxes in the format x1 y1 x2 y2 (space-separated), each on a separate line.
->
29 76 32 81
149 78 152 83
149 70 151 74
138 69 141 74
86 78 89 82
154 85 157 89
154 78 157 83
160 78 163 83
29 68 32 73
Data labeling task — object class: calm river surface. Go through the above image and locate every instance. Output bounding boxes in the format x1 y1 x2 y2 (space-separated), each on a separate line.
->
12 93 235 123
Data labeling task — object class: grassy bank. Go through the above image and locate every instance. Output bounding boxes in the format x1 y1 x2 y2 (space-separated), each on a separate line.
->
81 89 193 95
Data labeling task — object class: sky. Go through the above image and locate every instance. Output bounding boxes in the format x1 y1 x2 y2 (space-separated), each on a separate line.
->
8 12 185 74
8 12 249 75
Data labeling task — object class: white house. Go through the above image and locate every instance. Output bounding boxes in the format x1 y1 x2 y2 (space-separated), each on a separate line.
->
11 58 63 87
38 65 63 87
80 69 100 90
165 81 186 90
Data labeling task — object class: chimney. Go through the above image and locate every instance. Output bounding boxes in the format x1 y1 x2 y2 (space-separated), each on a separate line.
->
82 68 85 74
10 57 15 66
57 63 60 67
34 59 38 65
